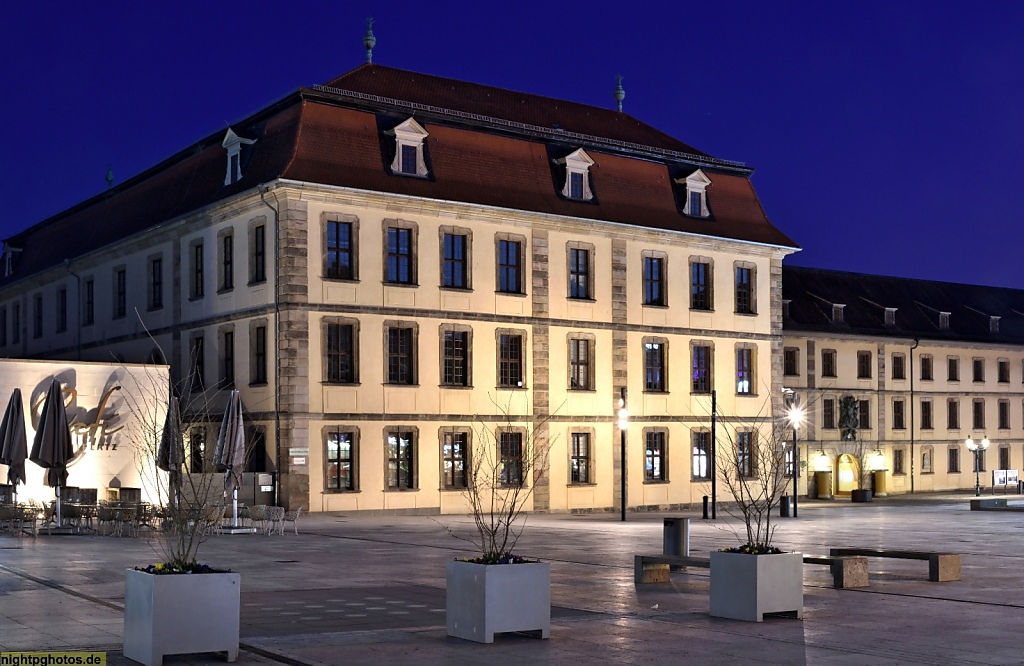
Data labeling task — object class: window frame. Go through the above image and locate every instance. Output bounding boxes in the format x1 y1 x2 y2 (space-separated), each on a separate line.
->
948 446 960 473
692 430 711 480
783 347 799 377
858 399 871 430
55 287 67 333
325 427 359 492
189 240 204 300
324 214 358 281
568 334 595 391
691 342 713 394
496 235 525 295
644 429 668 483
498 429 525 487
440 326 471 388
973 358 985 383
643 338 667 393
32 293 42 339
973 398 985 430
569 431 593 485
440 428 470 490
567 242 595 301
920 354 933 381
947 356 960 382
736 431 755 478
249 221 266 285
822 398 836 429
998 359 1010 383
113 267 127 320
324 318 359 385
497 330 526 389
220 326 235 389
733 262 756 314
735 345 755 395
891 353 906 380
385 223 417 286
190 333 205 392
893 399 906 430
83 279 94 327
689 257 713 311
384 321 417 386
251 321 268 386
149 256 163 311
821 349 837 378
921 399 933 430
641 252 667 306
440 226 472 290
947 399 960 430
219 230 234 292
385 427 418 490
856 350 873 379
998 399 1010 430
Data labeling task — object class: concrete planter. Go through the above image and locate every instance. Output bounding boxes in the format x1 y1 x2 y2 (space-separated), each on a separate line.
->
123 568 240 666
851 489 873 502
709 551 803 622
446 560 550 643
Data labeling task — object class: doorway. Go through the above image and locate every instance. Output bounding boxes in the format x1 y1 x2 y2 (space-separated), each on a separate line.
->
836 454 858 495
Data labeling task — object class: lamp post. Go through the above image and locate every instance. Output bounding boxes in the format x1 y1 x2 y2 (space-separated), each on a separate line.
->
965 436 989 497
786 399 805 518
619 388 628 522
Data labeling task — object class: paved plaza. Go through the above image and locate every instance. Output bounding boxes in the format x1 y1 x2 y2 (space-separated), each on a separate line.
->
1 493 1023 665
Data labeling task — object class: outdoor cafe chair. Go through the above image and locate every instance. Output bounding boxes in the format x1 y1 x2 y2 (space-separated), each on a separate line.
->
281 506 303 535
264 506 285 536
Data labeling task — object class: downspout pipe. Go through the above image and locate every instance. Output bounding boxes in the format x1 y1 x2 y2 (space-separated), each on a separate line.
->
258 183 281 507
909 338 919 493
63 259 81 361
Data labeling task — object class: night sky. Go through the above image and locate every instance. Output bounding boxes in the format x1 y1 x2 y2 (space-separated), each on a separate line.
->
3 2 1022 288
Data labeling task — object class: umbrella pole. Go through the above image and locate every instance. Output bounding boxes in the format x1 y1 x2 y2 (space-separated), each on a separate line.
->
55 487 62 527
232 487 239 528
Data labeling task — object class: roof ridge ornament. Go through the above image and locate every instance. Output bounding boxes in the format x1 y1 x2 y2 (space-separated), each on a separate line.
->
364 18 376 64
105 164 114 190
614 75 625 113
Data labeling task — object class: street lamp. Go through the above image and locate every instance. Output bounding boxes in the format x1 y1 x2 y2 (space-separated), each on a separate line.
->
619 388 628 522
786 399 805 518
965 436 989 497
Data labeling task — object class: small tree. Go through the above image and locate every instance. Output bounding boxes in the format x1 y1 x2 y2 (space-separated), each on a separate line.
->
448 398 553 563
838 395 874 491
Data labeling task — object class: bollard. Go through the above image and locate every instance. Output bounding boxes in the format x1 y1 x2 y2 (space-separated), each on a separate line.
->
780 495 791 518
663 517 690 557
702 495 709 520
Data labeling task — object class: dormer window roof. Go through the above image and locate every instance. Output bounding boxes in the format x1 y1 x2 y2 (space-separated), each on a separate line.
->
222 128 256 186
386 117 430 177
2 245 21 278
990 316 1000 333
884 308 897 327
832 304 845 323
555 148 595 201
676 168 712 218
939 312 950 330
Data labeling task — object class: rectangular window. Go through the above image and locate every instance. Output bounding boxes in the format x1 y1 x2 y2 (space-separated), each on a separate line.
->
920 355 933 380
974 448 986 473
998 360 1010 383
948 357 959 382
892 354 906 380
189 429 205 474
326 431 355 490
442 432 468 489
191 335 205 392
690 262 711 310
922 448 933 473
400 145 418 175
11 303 19 344
692 431 710 479
497 239 522 293
569 248 590 299
999 446 1010 471
150 258 163 310
56 288 67 333
253 325 267 384
387 228 414 284
821 350 837 378
947 399 960 430
822 398 836 429
32 294 42 338
858 400 871 430
251 224 266 283
443 331 468 387
736 347 753 395
692 345 711 393
442 233 467 288
689 190 702 216
973 358 985 382
326 221 353 280
893 399 906 430
569 338 591 390
387 431 415 489
735 267 753 314
973 399 985 430
83 280 94 326
221 233 234 291
115 269 126 318
499 334 523 387
0 308 6 346
326 324 355 384
948 447 960 473
857 351 872 379
921 400 933 429
570 433 591 484
644 342 665 392
221 330 235 388
387 327 414 385
642 257 664 306
569 172 584 199
737 431 754 478
645 431 665 482
783 348 798 376
999 400 1010 429
191 243 204 298
894 449 905 475
499 431 524 486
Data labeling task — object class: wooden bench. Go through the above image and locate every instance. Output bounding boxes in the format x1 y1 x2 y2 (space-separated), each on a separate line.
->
829 548 960 582
803 554 869 588
634 554 709 583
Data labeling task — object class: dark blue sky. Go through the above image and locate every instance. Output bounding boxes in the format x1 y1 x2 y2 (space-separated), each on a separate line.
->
3 2 1022 288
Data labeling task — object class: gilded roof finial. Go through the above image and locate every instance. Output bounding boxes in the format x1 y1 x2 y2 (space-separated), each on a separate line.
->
614 75 625 113
364 18 376 63
105 164 114 190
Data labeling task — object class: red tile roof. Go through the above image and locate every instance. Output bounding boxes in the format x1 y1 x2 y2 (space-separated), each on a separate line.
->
1 65 796 286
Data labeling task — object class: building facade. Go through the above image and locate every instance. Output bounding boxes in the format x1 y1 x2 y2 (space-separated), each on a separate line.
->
0 64 798 512
782 267 1024 497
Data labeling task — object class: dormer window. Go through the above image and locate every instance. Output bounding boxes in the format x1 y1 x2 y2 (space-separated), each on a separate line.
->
832 304 845 323
222 128 255 186
2 245 20 278
939 312 950 330
387 118 429 177
555 148 595 201
990 316 1000 333
884 308 897 327
676 169 712 218
782 299 791 319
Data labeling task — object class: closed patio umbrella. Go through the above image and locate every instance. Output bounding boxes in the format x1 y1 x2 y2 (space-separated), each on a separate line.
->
28 379 74 526
0 388 28 502
157 394 184 508
213 390 246 528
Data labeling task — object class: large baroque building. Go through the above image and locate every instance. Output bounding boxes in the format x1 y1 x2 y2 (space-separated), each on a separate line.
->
783 267 1024 497
0 63 800 512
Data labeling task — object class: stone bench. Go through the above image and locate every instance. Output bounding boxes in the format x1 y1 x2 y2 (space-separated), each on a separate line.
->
802 554 869 588
829 548 960 582
634 554 710 583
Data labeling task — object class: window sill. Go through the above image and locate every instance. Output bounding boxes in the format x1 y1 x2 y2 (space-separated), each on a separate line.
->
440 384 473 390
323 489 361 494
567 297 596 303
734 310 757 316
391 170 430 179
385 488 420 492
384 281 419 288
642 303 668 309
689 307 715 313
643 480 669 485
690 391 713 397
323 381 360 387
440 486 469 492
921 471 934 475
385 383 420 388
496 385 528 391
495 290 527 298
821 374 837 379
568 482 597 487
217 287 234 295
249 382 269 388
146 306 162 313
323 276 359 283
892 473 907 477
440 286 472 292
642 389 668 395
188 295 204 302
736 392 759 398
568 387 597 393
